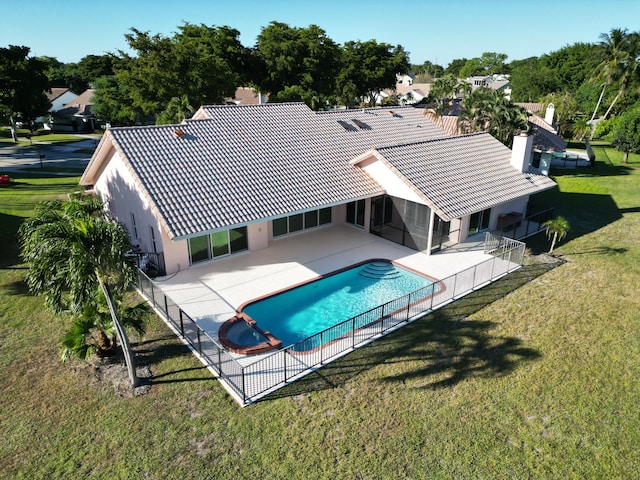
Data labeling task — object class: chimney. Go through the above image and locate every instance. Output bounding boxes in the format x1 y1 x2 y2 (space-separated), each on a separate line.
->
544 103 555 125
511 132 533 172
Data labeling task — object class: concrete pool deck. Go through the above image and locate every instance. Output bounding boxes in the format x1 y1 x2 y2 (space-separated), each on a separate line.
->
152 224 491 366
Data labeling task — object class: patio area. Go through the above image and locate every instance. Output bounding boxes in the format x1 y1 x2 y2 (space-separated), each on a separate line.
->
154 224 489 346
141 224 522 405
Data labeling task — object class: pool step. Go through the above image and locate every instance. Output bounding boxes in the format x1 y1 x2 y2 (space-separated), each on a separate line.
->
359 262 401 279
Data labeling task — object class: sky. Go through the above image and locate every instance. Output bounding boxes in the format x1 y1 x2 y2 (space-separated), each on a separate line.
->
1 0 639 67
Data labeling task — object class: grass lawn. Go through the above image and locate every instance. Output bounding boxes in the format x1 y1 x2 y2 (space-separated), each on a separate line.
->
1 149 639 479
0 127 100 147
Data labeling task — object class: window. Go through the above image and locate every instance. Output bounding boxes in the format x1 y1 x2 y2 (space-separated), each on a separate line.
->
532 151 542 168
346 199 365 228
188 235 210 264
130 213 138 241
149 226 157 253
188 227 248 264
272 208 332 237
468 208 491 235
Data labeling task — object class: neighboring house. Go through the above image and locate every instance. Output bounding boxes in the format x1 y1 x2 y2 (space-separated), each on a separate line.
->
45 87 78 112
466 75 511 99
50 89 97 132
426 100 566 175
80 103 556 276
395 83 432 105
41 88 79 129
516 102 567 174
224 87 268 106
396 73 415 86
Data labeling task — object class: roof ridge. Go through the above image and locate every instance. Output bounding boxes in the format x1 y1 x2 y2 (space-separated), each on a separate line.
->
376 132 488 151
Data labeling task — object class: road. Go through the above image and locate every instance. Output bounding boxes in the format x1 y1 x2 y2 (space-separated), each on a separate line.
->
0 137 98 174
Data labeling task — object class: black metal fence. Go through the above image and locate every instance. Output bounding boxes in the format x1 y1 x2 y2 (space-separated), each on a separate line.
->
137 234 526 406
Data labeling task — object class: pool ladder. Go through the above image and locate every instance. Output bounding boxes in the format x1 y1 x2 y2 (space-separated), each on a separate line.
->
359 262 401 280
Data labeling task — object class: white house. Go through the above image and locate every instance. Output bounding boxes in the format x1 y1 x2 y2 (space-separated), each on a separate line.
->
80 103 556 276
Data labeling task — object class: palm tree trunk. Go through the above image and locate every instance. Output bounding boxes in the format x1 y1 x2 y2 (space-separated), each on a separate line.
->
590 83 607 122
548 232 558 254
97 274 138 387
602 92 621 120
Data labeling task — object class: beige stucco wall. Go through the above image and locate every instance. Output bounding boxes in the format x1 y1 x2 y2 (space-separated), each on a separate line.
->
93 150 188 275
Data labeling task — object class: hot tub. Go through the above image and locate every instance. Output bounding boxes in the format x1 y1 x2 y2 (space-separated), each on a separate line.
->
218 314 282 355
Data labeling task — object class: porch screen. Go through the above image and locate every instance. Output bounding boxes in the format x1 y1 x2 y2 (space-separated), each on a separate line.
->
370 194 430 252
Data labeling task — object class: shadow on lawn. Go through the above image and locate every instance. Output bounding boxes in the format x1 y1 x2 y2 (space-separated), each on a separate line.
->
260 260 558 401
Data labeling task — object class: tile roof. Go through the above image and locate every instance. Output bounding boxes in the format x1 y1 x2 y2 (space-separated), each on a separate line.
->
83 103 555 239
373 133 557 221
46 87 75 102
57 89 95 117
96 104 447 239
515 102 544 114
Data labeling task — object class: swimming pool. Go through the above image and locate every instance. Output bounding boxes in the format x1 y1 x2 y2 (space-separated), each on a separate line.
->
239 260 439 349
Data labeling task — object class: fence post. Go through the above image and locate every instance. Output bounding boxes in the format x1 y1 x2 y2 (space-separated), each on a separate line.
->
471 264 477 291
217 344 222 375
284 349 288 382
406 292 411 322
163 294 168 314
197 328 202 354
451 273 458 299
380 304 385 334
352 318 356 348
241 366 247 405
150 282 155 305
179 310 184 336
320 332 324 365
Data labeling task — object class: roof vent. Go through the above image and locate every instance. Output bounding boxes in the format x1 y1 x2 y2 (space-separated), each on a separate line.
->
174 129 185 138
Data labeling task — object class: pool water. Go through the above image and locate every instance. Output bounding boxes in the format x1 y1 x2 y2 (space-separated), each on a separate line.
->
242 261 437 348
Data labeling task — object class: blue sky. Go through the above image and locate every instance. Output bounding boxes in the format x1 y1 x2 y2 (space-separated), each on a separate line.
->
2 0 639 66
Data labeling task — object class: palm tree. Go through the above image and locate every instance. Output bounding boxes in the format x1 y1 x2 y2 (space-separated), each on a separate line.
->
19 196 143 386
542 216 571 254
457 87 528 147
602 31 640 120
589 28 630 122
61 286 149 362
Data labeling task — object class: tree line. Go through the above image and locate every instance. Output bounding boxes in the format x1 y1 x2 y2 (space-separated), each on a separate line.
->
2 23 640 155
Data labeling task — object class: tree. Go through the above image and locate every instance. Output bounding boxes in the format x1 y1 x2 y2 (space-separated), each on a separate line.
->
589 28 631 122
61 287 149 361
458 87 528 147
19 196 144 387
612 103 640 163
254 22 341 108
156 95 194 125
412 60 444 82
445 58 468 77
542 216 570 254
541 91 578 136
336 40 409 107
509 57 560 102
91 75 139 126
0 45 51 140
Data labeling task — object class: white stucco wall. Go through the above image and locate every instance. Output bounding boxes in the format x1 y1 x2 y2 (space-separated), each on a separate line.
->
358 157 426 205
50 91 78 112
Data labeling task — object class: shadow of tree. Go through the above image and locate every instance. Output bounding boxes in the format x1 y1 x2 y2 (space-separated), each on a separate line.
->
260 260 558 401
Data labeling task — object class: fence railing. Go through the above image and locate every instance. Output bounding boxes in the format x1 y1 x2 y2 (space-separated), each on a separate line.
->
137 235 526 406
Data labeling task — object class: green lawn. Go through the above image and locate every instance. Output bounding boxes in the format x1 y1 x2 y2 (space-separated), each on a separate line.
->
0 127 100 147
1 149 639 479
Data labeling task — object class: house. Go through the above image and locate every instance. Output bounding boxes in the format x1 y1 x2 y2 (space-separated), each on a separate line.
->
80 103 556 276
45 87 78 113
49 89 97 132
223 86 268 106
395 83 432 105
516 102 568 173
41 88 79 130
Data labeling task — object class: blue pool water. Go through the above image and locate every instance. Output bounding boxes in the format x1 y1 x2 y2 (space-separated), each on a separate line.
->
242 261 437 348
